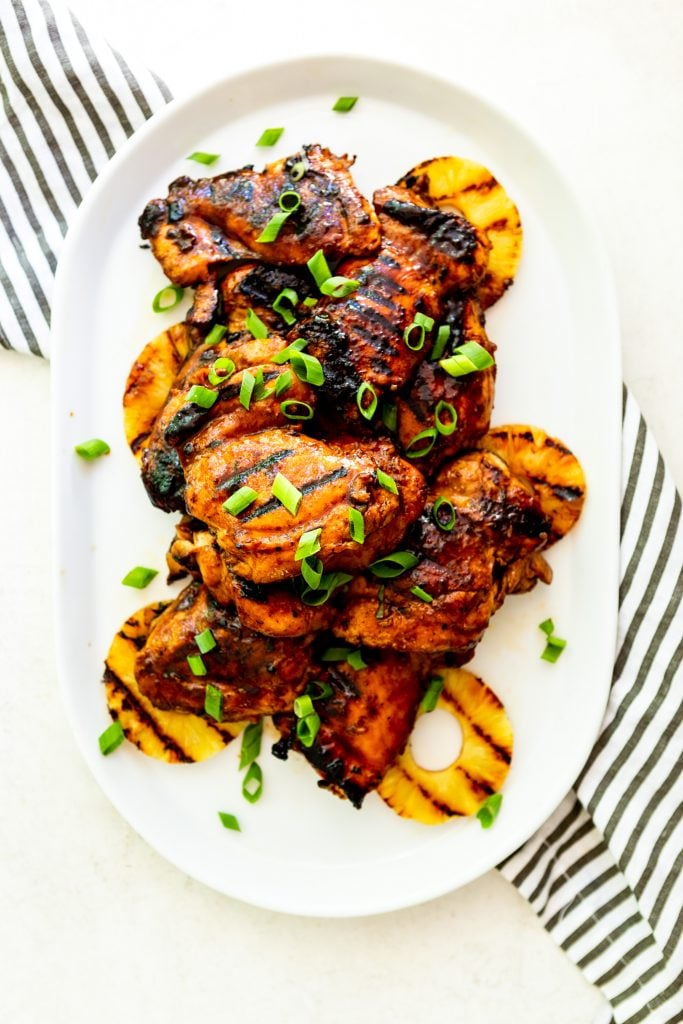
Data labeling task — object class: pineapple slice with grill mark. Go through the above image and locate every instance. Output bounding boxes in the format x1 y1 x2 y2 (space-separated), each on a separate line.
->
378 668 512 825
123 323 196 462
398 156 522 308
479 425 586 545
103 602 243 763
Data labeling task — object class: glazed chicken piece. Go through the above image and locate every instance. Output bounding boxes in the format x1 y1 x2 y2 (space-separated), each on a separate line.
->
230 574 335 636
296 185 489 425
273 650 426 808
181 427 426 584
135 581 313 719
334 449 552 655
220 262 317 333
139 202 252 286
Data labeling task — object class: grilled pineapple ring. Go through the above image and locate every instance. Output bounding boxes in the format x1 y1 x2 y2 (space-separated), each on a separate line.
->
123 322 194 462
103 602 242 763
378 668 512 825
398 156 522 308
480 425 586 545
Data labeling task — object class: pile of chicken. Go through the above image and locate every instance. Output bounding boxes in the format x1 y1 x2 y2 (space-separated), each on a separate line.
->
106 145 586 822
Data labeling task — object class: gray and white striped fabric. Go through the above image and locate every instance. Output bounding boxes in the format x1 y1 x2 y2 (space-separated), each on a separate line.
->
2 2 681 1020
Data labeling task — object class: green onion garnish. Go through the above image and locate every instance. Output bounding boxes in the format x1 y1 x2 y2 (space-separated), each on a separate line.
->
539 619 567 662
306 680 333 700
307 249 333 289
272 287 299 326
415 312 435 331
320 276 359 298
376 469 398 495
476 793 503 829
302 297 318 308
152 284 184 313
187 151 219 165
290 160 307 181
272 337 308 365
301 556 324 589
321 646 352 662
440 341 494 377
195 628 217 654
296 712 321 748
256 210 291 243
222 486 258 516
239 720 263 769
410 585 433 603
295 528 322 561
256 127 284 146
346 649 367 670
204 683 223 721
382 402 397 433
246 307 269 339
405 427 437 459
239 371 257 410
187 653 206 676
278 190 301 213
332 96 358 112
356 381 378 420
539 618 555 636
301 571 352 606
242 762 263 804
419 676 444 713
271 472 303 515
294 694 315 719
369 551 419 579
121 566 158 589
348 507 365 544
435 400 458 436
430 324 451 362
275 370 293 397
204 324 227 346
281 399 314 420
432 496 456 532
98 720 125 755
290 351 324 386
376 583 386 620
187 384 218 409
208 357 236 385
218 811 241 831
403 312 434 352
74 438 110 460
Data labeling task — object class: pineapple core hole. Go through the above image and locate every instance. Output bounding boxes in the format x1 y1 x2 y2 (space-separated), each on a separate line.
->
410 709 463 772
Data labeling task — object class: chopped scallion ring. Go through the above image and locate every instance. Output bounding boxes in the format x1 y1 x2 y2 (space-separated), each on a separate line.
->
419 676 444 713
369 551 419 579
295 528 322 561
186 150 219 165
296 712 321 748
186 384 218 409
346 649 367 670
541 636 567 664
271 472 303 515
208 357 236 385
290 351 324 386
152 284 184 313
290 159 307 181
539 618 555 636
381 402 397 433
98 720 124 755
306 680 333 700
195 628 217 654
239 720 263 769
434 400 458 436
356 381 378 420
204 324 227 347
410 585 433 603
256 210 291 243
256 127 284 146
218 811 241 831
432 496 456 532
403 322 426 351
272 287 299 326
320 276 359 298
302 297 318 309
294 694 315 719
301 556 324 589
187 653 207 677
414 312 435 331
121 566 158 589
246 307 269 339
281 399 314 420
348 507 365 544
321 646 352 662
307 249 332 290
332 96 358 112
278 190 301 213
476 792 503 829
405 427 437 459
239 371 257 410
272 337 308 365
430 324 451 362
440 341 494 377
242 762 263 804
204 683 223 721
275 370 293 397
222 486 258 517
301 571 352 606
376 469 398 495
74 438 110 460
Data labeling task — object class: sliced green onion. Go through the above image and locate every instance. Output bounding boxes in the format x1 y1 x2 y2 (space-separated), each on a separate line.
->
278 190 301 213
435 400 458 436
403 322 426 351
290 351 324 386
195 628 217 654
332 96 358 112
440 341 495 377
281 399 314 420
295 528 322 561
296 712 321 748
239 720 263 769
307 249 332 289
302 297 318 309
476 792 503 829
430 324 451 362
74 438 110 460
376 583 386 620
541 636 567 664
405 427 437 459
432 496 456 532
376 469 398 495
301 555 324 589
204 683 223 721
218 811 241 831
208 357 236 385
410 585 433 603
222 485 258 516
320 276 359 298
186 384 218 409
242 761 263 804
321 646 353 662
239 371 257 410
348 507 365 544
419 676 444 713
346 649 367 671
271 472 303 515
152 284 184 313
272 337 308 365
98 720 124 755
187 653 206 676
382 402 397 433
414 312 435 331
121 566 158 589
290 160 307 181
301 571 352 606
186 150 219 165
294 694 315 719
539 618 555 636
246 307 269 339
204 324 227 346
275 369 293 397
356 381 378 420
369 551 419 579
306 680 333 700
272 287 299 326
256 210 291 243
256 127 284 146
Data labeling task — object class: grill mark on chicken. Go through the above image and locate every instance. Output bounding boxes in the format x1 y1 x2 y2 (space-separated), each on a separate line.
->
240 466 350 522
215 448 296 492
381 199 481 263
166 369 281 444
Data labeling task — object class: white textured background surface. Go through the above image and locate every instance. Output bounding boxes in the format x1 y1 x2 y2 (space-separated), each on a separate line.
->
2 1 682 1022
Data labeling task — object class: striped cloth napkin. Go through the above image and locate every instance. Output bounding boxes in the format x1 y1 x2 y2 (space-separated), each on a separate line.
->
2 3 680 1020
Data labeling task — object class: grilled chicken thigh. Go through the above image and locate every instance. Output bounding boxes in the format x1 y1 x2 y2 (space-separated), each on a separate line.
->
220 263 317 333
139 204 253 285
